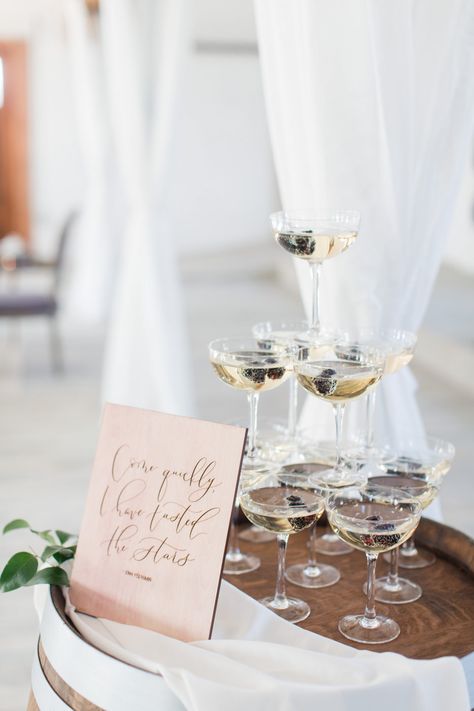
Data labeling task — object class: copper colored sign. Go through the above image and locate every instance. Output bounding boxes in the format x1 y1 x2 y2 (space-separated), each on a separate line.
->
70 403 246 641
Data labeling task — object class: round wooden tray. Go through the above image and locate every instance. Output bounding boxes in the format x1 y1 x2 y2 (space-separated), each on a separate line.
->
225 517 474 659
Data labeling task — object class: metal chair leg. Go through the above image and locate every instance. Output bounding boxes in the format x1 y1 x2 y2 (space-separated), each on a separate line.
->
49 316 63 373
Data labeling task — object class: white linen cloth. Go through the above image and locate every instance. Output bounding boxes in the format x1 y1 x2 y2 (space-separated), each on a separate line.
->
254 0 474 452
58 580 470 711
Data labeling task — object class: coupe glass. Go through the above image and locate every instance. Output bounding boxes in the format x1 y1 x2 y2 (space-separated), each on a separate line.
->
240 478 324 622
342 329 417 470
326 484 421 644
294 341 384 487
309 469 367 556
278 464 341 588
365 474 437 603
252 320 340 460
382 437 455 569
209 337 293 571
270 209 360 334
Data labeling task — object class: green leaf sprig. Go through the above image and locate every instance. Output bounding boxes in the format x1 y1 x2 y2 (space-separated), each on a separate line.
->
0 519 77 592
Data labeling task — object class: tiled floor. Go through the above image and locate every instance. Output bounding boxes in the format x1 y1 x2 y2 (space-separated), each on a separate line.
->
0 261 472 710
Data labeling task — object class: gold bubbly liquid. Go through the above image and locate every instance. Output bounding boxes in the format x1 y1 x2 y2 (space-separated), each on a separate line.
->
328 501 417 554
240 486 324 535
385 455 451 485
296 361 381 402
335 342 414 375
383 349 414 375
368 475 437 510
211 351 290 392
274 230 357 262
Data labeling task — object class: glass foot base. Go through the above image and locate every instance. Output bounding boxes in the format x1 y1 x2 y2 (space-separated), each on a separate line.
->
238 525 275 543
240 459 278 487
345 445 394 466
338 613 400 644
286 562 340 589
315 533 353 556
223 551 260 575
258 433 308 464
260 595 310 623
363 576 422 604
389 548 436 569
310 467 366 489
359 460 391 479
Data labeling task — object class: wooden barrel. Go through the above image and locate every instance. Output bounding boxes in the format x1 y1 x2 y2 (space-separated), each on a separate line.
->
229 516 474 659
28 586 185 711
28 517 473 709
28 639 103 710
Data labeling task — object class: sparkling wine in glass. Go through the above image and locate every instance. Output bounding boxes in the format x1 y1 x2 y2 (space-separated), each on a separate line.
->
209 338 293 566
366 474 437 603
252 320 340 461
271 210 360 334
240 481 324 623
295 342 384 487
209 338 293 473
326 485 421 644
309 468 367 556
381 437 455 569
279 464 365 587
341 329 417 470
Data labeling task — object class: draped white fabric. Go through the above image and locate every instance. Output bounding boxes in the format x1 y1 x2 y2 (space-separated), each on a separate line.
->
57 581 469 711
100 0 194 415
63 0 112 323
255 0 474 447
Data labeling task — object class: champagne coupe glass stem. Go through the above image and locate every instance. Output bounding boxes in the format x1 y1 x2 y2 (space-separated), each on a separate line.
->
273 533 290 608
287 376 298 438
363 552 378 624
307 523 318 568
333 402 346 474
402 536 417 556
389 546 399 586
365 389 376 454
246 391 260 460
226 501 242 560
309 262 322 332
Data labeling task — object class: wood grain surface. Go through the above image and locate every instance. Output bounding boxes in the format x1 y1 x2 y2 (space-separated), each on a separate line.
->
32 518 473 711
226 517 474 659
70 403 246 642
31 640 104 711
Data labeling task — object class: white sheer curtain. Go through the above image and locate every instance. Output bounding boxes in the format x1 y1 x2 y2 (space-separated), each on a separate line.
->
63 0 112 323
100 0 194 415
255 0 474 445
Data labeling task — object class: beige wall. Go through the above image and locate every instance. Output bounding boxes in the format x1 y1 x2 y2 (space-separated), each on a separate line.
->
0 0 83 257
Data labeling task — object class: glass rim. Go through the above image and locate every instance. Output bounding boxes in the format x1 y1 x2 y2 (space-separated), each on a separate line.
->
295 359 384 376
270 209 361 223
326 484 422 522
367 473 437 494
338 328 417 350
308 472 367 492
208 337 294 356
240 487 324 513
385 436 455 457
252 321 345 344
252 319 310 335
